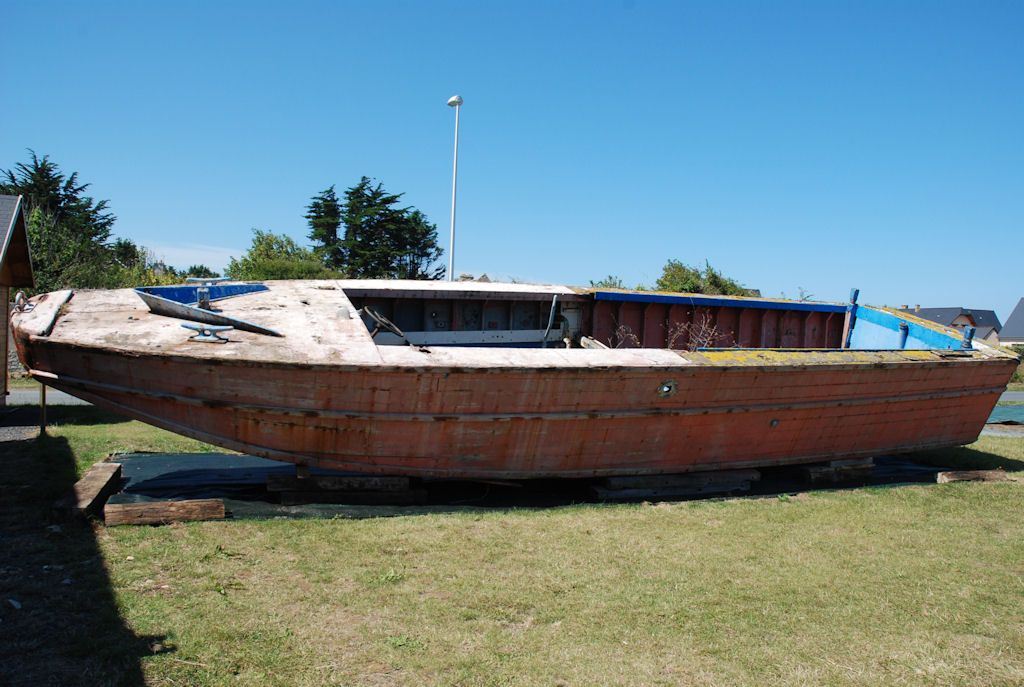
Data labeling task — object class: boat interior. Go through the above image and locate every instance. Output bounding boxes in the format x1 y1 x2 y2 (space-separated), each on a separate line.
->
135 281 976 353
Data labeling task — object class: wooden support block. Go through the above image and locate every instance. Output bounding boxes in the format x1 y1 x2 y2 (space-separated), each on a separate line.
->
599 484 753 499
937 470 1023 484
55 462 122 517
267 474 411 493
824 458 874 470
800 458 874 485
104 498 226 526
279 489 427 506
593 469 758 501
602 469 761 491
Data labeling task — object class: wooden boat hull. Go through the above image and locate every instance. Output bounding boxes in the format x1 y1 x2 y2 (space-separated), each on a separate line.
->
12 282 1018 478
20 342 1014 479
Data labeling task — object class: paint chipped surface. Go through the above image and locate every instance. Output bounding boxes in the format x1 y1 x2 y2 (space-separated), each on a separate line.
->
9 280 1020 478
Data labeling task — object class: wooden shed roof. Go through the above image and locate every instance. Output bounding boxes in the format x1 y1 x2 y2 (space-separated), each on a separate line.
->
0 195 34 288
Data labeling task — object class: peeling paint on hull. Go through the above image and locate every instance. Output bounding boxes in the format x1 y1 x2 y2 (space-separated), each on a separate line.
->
12 281 1020 478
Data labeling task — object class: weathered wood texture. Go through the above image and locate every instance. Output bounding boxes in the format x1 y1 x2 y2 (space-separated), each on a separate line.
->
27 343 1012 478
590 299 845 349
937 470 1023 484
104 499 226 526
594 469 759 500
800 458 875 485
55 462 122 517
11 281 1020 479
1 285 7 405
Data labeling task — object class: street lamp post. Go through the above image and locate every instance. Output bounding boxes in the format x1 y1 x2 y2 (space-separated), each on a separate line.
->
446 94 463 281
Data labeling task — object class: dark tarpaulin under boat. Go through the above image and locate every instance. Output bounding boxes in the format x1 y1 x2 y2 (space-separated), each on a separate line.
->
11 280 1019 478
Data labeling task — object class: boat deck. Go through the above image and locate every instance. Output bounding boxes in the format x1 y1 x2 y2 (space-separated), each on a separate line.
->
18 281 695 370
18 280 1014 373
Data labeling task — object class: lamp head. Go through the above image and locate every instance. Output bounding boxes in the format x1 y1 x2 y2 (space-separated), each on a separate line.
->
447 95 463 107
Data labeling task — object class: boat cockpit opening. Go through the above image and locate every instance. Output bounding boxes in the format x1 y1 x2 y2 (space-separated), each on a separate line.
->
344 287 972 353
344 289 579 348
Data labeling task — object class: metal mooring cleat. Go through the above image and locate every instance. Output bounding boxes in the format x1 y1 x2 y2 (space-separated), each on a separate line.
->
181 323 233 343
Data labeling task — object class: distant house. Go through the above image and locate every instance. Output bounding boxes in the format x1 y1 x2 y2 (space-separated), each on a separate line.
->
1001 298 1024 347
0 195 36 405
898 305 1002 345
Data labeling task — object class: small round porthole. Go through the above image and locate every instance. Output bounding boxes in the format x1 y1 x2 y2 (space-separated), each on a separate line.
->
657 380 677 398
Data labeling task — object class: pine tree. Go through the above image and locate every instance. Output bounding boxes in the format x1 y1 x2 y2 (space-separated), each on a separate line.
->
394 210 445 280
340 177 445 280
1 151 118 291
305 186 344 270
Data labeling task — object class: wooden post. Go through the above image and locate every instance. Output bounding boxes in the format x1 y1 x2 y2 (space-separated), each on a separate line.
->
39 382 47 435
1 285 7 408
841 288 859 349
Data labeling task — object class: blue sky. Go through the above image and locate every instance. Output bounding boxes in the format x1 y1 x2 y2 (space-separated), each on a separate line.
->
3 1 1022 320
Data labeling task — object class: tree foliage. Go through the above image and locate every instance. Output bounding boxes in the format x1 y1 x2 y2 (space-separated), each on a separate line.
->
312 177 444 280
392 209 445 280
589 275 626 289
654 259 755 296
105 237 181 288
1011 345 1024 384
226 229 343 281
1 152 190 291
305 186 343 270
183 264 218 279
2 152 121 292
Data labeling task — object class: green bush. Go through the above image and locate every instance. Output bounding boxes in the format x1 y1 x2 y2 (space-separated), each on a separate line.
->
1011 345 1024 383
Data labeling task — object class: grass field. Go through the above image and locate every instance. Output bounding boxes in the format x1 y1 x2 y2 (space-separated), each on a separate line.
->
1 408 1022 686
6 375 38 390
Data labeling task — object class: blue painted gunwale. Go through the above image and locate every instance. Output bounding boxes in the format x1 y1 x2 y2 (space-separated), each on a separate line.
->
134 283 268 306
851 305 963 350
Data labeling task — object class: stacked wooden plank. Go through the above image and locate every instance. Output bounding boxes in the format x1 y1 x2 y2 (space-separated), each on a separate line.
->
104 499 225 526
937 469 1023 484
592 469 760 501
54 462 122 518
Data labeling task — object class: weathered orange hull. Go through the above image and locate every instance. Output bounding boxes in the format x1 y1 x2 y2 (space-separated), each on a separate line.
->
12 282 1018 478
19 342 1014 478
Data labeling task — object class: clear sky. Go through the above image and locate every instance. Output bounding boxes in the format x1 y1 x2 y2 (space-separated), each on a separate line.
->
3 1 1022 320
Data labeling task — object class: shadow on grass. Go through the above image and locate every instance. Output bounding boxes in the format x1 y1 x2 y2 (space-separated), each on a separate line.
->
907 445 1024 472
0 425 168 685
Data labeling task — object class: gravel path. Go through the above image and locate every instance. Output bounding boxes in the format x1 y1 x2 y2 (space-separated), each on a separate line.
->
6 389 89 406
0 424 37 441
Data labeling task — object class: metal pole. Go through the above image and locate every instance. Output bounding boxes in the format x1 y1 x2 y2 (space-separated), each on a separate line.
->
447 102 461 281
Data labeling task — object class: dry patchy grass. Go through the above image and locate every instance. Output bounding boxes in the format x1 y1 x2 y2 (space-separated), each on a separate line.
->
1 410 1022 686
96 484 1024 687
